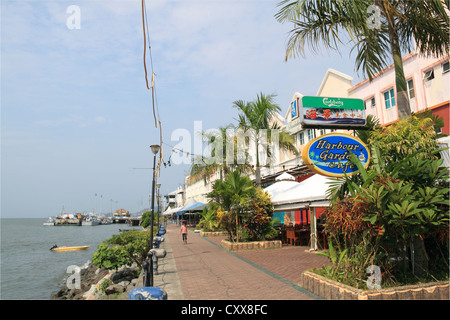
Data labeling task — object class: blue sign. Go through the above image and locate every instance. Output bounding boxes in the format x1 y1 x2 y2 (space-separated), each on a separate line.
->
291 99 298 119
302 133 370 177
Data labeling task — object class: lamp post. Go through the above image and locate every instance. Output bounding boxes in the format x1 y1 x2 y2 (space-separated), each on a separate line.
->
145 144 160 287
156 183 161 227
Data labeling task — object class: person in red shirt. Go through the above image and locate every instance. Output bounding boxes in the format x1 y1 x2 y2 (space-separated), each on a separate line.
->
180 221 188 244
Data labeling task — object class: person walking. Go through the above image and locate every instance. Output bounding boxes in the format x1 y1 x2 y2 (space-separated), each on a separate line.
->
180 221 188 244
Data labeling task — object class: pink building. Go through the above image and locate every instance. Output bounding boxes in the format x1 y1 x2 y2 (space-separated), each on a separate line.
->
332 52 449 134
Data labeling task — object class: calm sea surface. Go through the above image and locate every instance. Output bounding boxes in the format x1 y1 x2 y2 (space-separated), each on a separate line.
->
0 218 142 300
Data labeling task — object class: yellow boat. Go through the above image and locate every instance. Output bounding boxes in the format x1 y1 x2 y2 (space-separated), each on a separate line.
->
52 246 89 252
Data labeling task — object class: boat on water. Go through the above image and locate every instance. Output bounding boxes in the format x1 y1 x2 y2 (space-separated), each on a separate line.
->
54 214 82 226
82 216 101 226
53 206 82 226
43 217 55 226
100 217 113 225
51 245 89 252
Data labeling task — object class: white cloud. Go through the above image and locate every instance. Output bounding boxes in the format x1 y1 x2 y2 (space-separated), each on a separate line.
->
33 114 108 128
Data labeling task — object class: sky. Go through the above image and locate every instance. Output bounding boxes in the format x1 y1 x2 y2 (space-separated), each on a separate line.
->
1 0 365 218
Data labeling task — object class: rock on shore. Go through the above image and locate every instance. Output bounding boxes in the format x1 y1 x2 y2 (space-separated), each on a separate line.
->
50 262 140 300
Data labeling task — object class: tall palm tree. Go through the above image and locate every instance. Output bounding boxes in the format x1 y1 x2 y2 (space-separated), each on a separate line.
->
190 124 253 182
233 92 299 186
275 0 449 120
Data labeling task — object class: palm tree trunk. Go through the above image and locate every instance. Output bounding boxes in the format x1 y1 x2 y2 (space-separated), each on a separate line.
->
255 167 261 187
392 39 411 120
378 0 411 119
255 137 261 187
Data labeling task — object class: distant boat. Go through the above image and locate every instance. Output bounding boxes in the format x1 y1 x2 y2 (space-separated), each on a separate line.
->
43 217 55 226
54 214 82 226
82 216 100 226
100 217 113 225
51 245 89 252
53 206 82 226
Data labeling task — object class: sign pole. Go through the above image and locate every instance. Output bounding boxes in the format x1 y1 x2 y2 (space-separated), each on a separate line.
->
309 207 317 251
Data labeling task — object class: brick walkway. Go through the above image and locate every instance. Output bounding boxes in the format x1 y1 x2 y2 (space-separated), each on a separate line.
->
167 223 331 300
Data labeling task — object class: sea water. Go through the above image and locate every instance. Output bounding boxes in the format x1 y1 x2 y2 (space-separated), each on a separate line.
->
0 218 142 300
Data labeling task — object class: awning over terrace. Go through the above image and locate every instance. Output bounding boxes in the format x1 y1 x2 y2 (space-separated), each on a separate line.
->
176 198 205 216
264 173 332 211
162 206 183 216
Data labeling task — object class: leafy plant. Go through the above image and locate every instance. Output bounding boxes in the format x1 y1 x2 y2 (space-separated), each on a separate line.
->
140 210 159 229
97 279 113 293
199 203 220 232
92 243 132 271
92 230 150 270
321 114 449 286
208 171 256 242
243 188 275 241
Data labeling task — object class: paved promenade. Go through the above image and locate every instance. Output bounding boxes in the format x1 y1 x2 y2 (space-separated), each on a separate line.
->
161 223 331 300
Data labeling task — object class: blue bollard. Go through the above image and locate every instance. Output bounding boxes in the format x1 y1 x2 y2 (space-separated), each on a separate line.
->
129 287 167 300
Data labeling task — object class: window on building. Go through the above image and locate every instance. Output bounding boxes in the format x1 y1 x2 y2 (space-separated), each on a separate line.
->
365 97 376 110
299 132 304 145
307 129 314 141
407 78 415 100
319 129 326 136
443 61 449 74
383 88 396 109
423 69 434 81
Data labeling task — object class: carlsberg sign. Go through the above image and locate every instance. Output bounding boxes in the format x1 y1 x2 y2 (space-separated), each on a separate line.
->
300 96 366 127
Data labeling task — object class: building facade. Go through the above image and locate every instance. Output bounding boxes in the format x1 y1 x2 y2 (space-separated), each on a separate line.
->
346 52 449 133
275 51 449 185
171 51 449 222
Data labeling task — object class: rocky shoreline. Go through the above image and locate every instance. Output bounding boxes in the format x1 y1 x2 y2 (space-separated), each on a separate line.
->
50 262 141 300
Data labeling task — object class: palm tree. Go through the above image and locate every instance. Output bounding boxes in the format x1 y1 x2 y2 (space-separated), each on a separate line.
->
275 0 449 120
190 124 253 183
208 171 256 241
233 92 299 186
199 205 220 232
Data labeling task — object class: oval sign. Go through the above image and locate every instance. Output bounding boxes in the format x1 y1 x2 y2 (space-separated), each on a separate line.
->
301 133 370 177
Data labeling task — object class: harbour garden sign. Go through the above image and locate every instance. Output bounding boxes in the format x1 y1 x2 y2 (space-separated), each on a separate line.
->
290 95 371 177
302 133 371 178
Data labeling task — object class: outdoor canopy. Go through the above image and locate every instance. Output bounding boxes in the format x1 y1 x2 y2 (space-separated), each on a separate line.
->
264 178 299 200
183 202 207 212
176 198 206 216
162 206 183 216
275 172 296 181
264 173 332 211
264 172 333 251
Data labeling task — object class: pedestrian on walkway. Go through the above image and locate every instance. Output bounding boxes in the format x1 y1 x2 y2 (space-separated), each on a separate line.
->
181 221 188 244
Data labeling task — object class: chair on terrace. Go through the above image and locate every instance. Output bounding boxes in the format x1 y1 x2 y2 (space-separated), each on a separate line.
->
297 225 310 246
286 228 300 246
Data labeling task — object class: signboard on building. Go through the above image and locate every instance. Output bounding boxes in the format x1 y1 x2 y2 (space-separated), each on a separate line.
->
302 133 370 177
299 96 366 127
290 98 298 119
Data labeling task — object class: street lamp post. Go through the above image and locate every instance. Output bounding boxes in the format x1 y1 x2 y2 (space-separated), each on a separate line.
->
156 183 161 227
145 144 160 287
